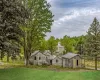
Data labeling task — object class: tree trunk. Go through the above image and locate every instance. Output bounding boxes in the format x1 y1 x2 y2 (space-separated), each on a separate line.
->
84 57 85 68
25 58 29 66
0 52 3 61
23 30 28 66
7 53 9 62
95 56 97 70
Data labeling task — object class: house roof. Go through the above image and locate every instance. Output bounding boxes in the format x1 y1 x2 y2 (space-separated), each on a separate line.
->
62 53 79 59
31 50 40 56
53 56 62 60
43 50 51 56
31 50 51 57
49 55 56 60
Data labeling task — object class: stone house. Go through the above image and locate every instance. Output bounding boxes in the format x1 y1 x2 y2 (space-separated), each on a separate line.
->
62 53 82 68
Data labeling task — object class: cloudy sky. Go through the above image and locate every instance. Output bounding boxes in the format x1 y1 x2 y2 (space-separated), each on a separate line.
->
46 0 100 39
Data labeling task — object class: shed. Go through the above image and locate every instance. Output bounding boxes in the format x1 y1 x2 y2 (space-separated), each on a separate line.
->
62 53 82 68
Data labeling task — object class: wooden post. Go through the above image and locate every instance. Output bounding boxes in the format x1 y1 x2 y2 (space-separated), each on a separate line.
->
95 56 97 70
84 57 85 68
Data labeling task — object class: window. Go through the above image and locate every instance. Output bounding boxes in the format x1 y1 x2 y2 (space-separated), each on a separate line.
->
39 57 41 60
56 59 58 63
34 56 36 60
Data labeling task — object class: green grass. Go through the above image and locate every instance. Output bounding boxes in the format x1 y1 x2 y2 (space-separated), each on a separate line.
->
0 68 100 80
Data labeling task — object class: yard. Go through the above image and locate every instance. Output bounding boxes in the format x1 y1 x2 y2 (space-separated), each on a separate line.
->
0 68 100 80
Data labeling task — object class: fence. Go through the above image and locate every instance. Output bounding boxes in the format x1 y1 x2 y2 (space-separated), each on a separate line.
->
81 56 100 70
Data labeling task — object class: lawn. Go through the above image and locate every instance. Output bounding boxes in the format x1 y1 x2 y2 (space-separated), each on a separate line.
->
0 68 100 80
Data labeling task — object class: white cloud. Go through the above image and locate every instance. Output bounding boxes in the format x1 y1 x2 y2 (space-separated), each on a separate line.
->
45 0 100 39
57 8 100 22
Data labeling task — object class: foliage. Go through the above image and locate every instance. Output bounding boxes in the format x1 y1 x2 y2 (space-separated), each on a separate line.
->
85 17 100 70
47 36 58 54
60 35 76 54
85 18 100 56
22 0 54 65
39 38 48 52
0 0 28 61
75 36 85 55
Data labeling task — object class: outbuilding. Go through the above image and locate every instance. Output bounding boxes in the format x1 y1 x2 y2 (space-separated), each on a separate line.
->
52 56 62 66
62 53 82 68
29 51 48 65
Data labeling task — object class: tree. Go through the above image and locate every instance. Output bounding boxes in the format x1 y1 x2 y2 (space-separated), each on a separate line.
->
0 0 28 62
22 0 54 65
47 36 57 55
76 36 85 55
61 35 76 54
85 17 100 70
39 38 48 52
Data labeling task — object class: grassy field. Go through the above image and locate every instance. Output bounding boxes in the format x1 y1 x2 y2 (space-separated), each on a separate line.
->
0 68 100 80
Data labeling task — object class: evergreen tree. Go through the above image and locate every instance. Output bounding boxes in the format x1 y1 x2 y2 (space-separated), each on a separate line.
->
85 17 100 70
0 0 28 61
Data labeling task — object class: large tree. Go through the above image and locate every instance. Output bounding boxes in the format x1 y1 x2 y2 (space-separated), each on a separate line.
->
85 18 100 70
22 0 54 65
0 0 28 61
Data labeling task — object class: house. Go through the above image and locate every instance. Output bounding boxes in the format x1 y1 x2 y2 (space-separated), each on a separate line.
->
49 55 56 65
52 56 62 66
29 50 83 68
62 53 82 68
29 50 55 65
43 50 55 65
29 51 48 65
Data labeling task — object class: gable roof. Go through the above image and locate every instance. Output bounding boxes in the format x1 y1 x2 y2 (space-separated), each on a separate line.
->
49 55 56 60
31 50 40 56
43 50 51 56
31 50 50 57
62 53 79 59
53 56 62 60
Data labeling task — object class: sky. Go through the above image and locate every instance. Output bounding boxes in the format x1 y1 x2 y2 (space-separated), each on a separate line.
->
46 0 100 39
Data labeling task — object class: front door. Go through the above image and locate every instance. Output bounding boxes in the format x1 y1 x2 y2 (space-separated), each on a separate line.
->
50 60 52 65
77 60 79 66
65 59 69 67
